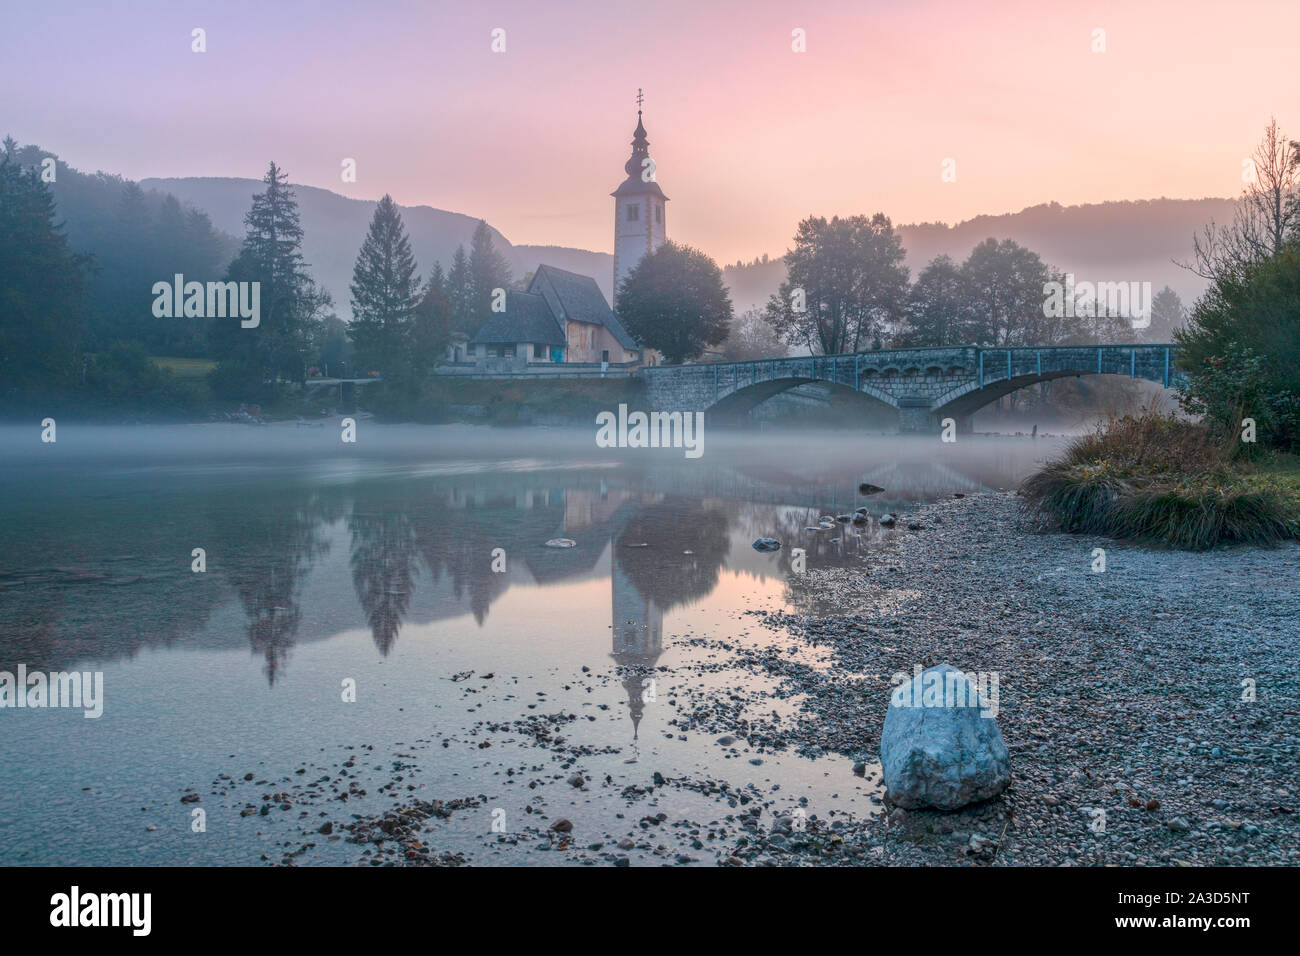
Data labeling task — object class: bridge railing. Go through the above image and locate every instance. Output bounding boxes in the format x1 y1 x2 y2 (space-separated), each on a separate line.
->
644 344 1181 389
973 344 1179 388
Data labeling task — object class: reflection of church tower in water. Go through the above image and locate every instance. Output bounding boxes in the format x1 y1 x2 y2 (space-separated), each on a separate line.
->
610 548 664 740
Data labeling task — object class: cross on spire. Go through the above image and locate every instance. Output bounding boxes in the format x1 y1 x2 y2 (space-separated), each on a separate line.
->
636 88 644 110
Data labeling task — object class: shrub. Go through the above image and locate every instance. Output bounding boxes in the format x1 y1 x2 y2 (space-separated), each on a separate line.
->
1021 408 1297 548
85 341 166 401
1053 407 1225 475
1104 481 1292 550
1175 245 1300 453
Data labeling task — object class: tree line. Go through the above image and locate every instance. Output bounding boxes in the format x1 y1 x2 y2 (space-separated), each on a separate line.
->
0 139 515 415
1176 118 1300 453
4 120 1293 436
615 205 1188 371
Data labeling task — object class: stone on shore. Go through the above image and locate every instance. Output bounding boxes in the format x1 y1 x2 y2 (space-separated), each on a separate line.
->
880 663 1011 810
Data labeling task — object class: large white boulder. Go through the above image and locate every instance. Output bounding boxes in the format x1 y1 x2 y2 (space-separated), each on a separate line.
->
880 663 1011 810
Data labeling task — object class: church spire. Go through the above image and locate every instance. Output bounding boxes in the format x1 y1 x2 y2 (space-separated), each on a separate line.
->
611 89 668 305
624 91 650 177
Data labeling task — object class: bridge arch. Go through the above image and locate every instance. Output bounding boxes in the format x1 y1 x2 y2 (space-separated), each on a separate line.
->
707 376 899 420
638 345 1179 432
932 346 1179 426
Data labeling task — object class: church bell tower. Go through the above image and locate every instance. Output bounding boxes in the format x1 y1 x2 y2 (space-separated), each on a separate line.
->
611 90 668 305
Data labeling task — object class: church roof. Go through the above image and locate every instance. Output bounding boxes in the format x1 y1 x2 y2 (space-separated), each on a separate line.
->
611 177 668 200
529 265 641 351
611 109 668 200
470 291 566 346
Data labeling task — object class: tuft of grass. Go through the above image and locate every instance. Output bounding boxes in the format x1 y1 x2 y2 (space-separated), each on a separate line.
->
1020 462 1133 533
1104 481 1292 550
1021 408 1298 549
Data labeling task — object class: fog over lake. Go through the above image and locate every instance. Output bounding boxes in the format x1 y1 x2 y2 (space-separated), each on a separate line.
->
0 424 1061 864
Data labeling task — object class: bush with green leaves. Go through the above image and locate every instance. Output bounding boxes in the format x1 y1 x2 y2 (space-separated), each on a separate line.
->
1176 245 1300 452
1177 343 1298 455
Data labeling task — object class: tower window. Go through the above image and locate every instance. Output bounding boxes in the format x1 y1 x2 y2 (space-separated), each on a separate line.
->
655 203 662 224
626 203 639 221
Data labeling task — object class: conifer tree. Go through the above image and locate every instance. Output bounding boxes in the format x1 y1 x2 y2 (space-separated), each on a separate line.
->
446 244 474 336
0 148 92 397
348 194 420 374
467 220 512 333
211 162 330 396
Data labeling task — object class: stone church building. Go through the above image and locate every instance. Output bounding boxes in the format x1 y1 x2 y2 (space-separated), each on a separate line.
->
470 105 667 368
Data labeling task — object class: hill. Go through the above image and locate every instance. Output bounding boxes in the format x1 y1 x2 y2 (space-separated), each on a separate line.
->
130 176 1234 322
723 198 1236 314
142 177 616 316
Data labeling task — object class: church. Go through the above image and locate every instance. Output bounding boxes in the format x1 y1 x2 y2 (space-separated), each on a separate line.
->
469 102 667 368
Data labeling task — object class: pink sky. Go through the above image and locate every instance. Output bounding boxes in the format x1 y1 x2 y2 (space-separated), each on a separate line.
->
4 0 1296 262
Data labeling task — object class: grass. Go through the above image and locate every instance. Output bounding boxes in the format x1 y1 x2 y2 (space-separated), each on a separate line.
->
1021 409 1300 550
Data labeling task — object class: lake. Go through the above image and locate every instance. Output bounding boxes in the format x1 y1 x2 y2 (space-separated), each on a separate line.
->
0 424 1060 865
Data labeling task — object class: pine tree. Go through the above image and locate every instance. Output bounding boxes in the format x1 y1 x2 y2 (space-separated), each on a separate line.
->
348 194 420 374
1144 287 1186 343
410 268 453 378
446 244 473 336
211 162 330 396
467 220 512 334
0 148 92 398
426 260 446 297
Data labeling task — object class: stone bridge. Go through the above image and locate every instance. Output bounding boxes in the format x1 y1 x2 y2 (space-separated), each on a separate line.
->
641 344 1180 432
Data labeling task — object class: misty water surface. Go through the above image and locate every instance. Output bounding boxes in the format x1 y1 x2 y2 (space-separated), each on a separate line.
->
0 425 1060 864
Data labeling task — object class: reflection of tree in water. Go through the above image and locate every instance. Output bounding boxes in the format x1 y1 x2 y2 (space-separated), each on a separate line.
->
0 473 268 673
350 481 554 652
221 496 334 685
349 506 418 656
614 497 731 613
413 502 508 628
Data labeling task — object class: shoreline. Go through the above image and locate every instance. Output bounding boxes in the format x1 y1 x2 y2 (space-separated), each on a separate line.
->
752 492 1300 865
232 491 1300 867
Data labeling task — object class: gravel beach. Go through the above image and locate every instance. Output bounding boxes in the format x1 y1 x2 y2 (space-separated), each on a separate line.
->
758 491 1300 865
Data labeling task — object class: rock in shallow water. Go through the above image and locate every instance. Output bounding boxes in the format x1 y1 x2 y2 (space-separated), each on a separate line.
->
880 664 1011 810
544 538 577 549
752 537 782 552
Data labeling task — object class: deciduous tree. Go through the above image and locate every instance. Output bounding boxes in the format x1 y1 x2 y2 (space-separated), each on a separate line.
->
617 240 733 364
